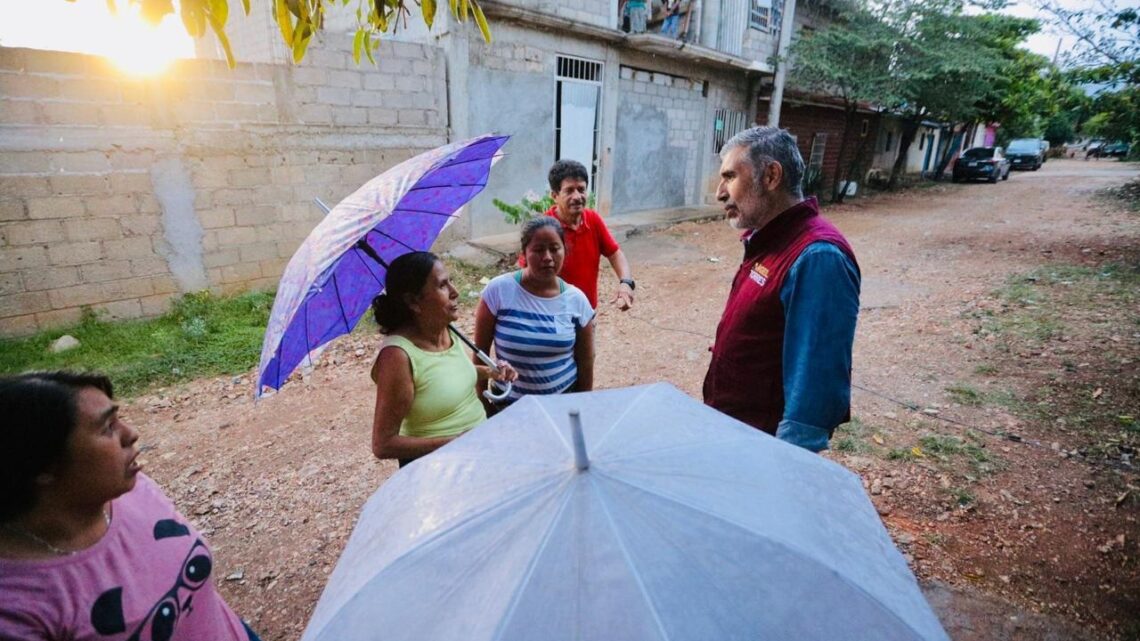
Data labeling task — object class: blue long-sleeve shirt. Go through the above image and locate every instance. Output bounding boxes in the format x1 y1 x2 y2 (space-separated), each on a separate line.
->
774 242 861 452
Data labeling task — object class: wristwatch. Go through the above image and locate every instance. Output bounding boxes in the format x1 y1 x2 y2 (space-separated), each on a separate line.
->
619 278 636 291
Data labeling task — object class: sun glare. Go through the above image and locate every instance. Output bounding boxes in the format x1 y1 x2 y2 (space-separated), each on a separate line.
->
0 0 195 77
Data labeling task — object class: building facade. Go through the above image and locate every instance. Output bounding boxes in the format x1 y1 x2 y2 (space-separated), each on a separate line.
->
0 0 787 335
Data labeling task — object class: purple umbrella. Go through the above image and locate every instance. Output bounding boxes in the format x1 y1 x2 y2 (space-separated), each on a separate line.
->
257 134 510 397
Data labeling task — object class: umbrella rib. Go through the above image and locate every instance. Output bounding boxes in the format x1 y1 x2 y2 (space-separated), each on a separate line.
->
368 228 422 255
489 478 580 641
591 384 654 452
594 472 932 639
391 207 463 218
329 272 351 333
403 181 487 193
590 474 674 641
351 245 386 287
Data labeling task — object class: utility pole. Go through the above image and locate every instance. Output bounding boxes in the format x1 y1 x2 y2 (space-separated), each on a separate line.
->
767 0 798 127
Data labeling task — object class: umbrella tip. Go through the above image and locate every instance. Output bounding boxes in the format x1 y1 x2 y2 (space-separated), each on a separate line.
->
569 410 589 471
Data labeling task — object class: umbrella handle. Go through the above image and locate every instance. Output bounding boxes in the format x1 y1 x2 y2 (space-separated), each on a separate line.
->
449 324 512 403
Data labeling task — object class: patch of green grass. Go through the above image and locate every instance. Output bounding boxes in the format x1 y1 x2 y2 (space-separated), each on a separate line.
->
949 486 976 507
449 258 512 302
0 291 275 397
946 383 983 406
973 363 998 375
833 416 872 454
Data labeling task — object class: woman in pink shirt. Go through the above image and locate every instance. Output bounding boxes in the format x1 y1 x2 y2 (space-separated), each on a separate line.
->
0 371 259 641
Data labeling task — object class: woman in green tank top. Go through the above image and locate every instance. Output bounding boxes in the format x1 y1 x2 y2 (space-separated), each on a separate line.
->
370 252 517 468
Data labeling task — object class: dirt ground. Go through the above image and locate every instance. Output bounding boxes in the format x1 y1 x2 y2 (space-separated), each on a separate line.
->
126 159 1139 640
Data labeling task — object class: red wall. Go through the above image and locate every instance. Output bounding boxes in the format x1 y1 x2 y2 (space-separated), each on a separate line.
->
758 100 881 199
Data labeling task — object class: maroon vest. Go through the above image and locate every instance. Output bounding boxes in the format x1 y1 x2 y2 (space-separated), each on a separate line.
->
702 197 857 433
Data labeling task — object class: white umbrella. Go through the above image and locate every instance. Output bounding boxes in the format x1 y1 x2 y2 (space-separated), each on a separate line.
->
302 383 950 641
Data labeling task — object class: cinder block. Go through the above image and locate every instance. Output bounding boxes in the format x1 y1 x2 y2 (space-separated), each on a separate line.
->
2 290 53 315
0 270 23 296
51 152 112 174
215 102 266 123
0 73 60 100
65 217 121 242
0 313 39 337
364 74 395 91
0 245 48 271
317 86 352 106
297 104 333 124
47 174 110 196
81 259 134 283
328 70 362 89
102 236 155 259
235 205 277 227
101 278 153 300
198 207 236 229
93 298 142 321
0 151 54 175
56 78 122 102
120 214 161 237
212 188 254 207
42 102 103 125
0 199 28 222
204 247 241 266
23 265 82 291
258 258 288 278
98 104 153 127
397 109 426 126
293 66 328 86
129 257 168 277
35 307 83 331
148 275 178 295
7 220 66 246
47 241 102 265
83 194 138 217
0 175 52 198
220 261 262 284
172 101 217 123
332 107 367 126
139 293 173 316
218 226 260 246
233 81 276 105
0 99 43 125
228 167 272 188
240 242 279 263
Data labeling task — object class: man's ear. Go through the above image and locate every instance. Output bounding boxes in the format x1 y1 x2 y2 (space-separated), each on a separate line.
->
763 161 785 192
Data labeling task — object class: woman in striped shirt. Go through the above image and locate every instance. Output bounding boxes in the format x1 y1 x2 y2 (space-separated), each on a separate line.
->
474 217 596 407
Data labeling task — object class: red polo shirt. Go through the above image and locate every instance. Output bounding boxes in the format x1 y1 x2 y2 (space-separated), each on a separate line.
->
519 207 620 308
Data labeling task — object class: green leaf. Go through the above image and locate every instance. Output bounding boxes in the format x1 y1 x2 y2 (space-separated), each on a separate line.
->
422 0 436 29
207 10 236 68
448 0 459 19
275 0 295 50
209 0 228 26
292 23 313 64
352 28 365 65
241 0 251 14
364 34 378 65
471 1 491 42
459 0 469 21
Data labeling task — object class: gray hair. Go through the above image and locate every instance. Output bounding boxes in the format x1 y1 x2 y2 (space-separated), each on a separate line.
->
722 126 805 198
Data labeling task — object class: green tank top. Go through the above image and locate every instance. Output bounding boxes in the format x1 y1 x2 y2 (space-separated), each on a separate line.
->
381 333 487 439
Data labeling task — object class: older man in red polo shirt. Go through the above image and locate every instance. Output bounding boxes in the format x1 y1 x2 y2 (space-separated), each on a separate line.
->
522 159 636 310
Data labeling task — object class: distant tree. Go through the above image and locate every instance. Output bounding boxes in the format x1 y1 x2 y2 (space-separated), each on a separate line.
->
1035 0 1138 84
881 2 1039 187
786 5 896 202
71 0 492 68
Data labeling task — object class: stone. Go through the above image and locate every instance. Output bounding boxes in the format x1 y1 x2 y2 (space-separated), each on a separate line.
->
49 334 80 352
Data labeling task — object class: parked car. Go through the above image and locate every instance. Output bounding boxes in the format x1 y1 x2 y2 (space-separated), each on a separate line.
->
1101 141 1131 158
1038 139 1050 163
1006 138 1045 170
952 147 1011 183
1084 140 1105 158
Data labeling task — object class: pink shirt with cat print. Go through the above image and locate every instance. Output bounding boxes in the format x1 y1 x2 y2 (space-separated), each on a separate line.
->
0 474 249 641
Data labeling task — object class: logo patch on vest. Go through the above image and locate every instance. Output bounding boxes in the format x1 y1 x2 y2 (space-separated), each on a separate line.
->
749 263 769 286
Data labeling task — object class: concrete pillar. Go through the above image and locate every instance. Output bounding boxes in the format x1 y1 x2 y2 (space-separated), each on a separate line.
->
597 49 621 217
766 0 797 127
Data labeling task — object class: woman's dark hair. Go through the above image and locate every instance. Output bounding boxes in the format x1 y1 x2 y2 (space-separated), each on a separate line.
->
548 159 589 193
0 371 114 522
371 251 440 333
520 217 565 253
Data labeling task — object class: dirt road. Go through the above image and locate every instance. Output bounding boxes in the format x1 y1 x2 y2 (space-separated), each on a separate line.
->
130 159 1139 640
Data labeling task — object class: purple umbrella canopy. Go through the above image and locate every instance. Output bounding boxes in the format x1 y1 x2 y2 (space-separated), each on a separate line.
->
257 134 510 396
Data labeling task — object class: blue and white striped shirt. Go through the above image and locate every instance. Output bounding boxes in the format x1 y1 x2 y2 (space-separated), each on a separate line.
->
480 273 595 402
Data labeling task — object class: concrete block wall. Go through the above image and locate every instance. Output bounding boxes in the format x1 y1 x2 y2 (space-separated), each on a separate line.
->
0 39 447 336
497 0 615 29
615 66 705 208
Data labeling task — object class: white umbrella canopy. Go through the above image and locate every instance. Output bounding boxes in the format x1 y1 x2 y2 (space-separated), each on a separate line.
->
301 383 950 641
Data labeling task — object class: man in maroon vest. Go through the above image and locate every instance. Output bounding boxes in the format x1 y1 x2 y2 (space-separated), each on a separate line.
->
702 126 861 452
